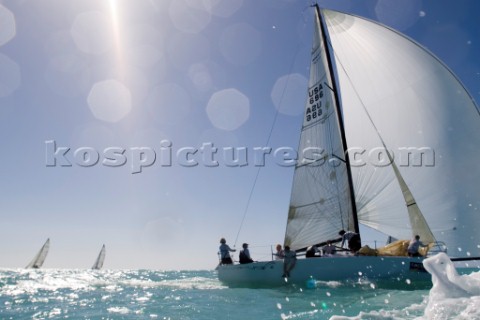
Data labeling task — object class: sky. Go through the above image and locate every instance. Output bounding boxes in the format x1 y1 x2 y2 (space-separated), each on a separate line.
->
0 0 478 270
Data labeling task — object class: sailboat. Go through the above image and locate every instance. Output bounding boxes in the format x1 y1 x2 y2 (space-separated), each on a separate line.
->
216 5 480 288
26 238 50 269
91 244 106 270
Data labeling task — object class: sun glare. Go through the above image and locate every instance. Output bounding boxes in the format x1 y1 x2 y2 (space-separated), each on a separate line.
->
108 0 124 66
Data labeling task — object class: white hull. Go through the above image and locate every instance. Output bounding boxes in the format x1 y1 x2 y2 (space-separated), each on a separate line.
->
217 255 432 289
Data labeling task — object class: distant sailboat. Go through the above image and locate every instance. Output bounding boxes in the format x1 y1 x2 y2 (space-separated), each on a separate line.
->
26 238 50 269
91 244 106 270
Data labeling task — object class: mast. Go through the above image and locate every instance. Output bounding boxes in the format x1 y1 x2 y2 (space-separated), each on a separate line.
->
314 5 360 235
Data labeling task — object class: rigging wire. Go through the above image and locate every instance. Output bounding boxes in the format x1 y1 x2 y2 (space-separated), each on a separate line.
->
233 8 312 247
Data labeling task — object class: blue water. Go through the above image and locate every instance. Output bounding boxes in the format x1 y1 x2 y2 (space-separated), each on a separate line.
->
1 265 479 319
0 269 425 319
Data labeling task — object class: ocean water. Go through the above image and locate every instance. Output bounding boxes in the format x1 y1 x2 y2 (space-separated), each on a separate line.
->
1 254 480 320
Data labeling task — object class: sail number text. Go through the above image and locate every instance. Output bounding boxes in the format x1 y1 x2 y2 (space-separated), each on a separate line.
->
306 83 324 123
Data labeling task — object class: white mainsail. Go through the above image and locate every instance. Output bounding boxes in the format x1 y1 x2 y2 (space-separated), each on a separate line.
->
26 238 50 269
91 244 106 270
284 8 480 254
284 8 356 250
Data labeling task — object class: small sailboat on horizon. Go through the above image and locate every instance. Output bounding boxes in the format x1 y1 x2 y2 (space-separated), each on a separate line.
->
91 244 106 270
216 4 480 288
26 238 50 269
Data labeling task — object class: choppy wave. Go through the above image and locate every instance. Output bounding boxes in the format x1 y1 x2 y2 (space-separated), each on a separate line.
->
1 256 480 320
326 253 480 320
